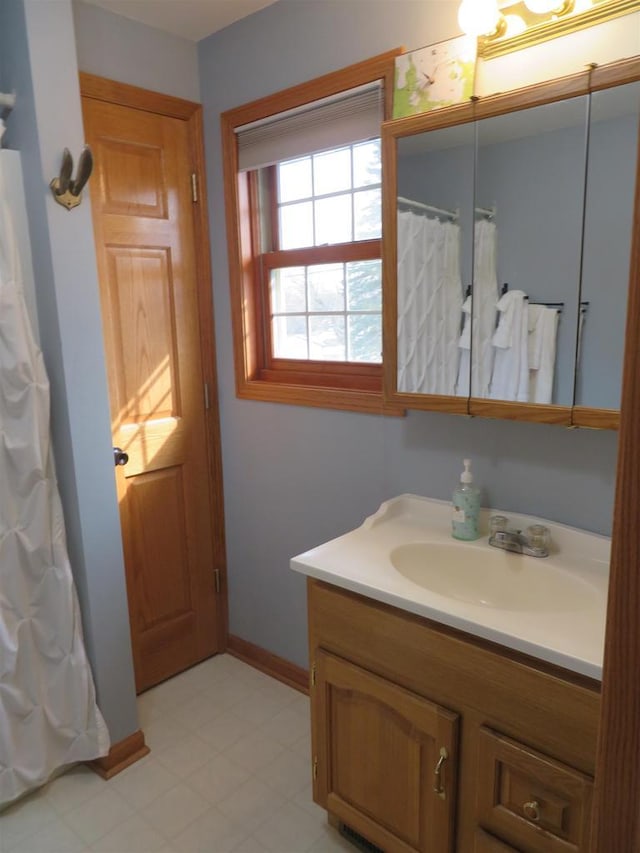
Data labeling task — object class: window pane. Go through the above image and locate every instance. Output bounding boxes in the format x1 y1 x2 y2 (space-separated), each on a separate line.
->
313 147 351 196
315 194 352 245
346 260 382 311
272 315 308 359
278 157 312 203
309 316 346 361
353 188 381 240
280 201 313 249
348 314 382 363
308 264 344 312
271 267 306 313
353 140 381 188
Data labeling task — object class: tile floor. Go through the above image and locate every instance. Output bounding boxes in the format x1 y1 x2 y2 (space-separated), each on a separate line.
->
0 654 355 853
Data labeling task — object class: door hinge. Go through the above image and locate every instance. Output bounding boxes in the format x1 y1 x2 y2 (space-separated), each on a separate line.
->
313 757 318 781
190 172 199 203
204 381 211 410
311 662 316 688
214 569 221 594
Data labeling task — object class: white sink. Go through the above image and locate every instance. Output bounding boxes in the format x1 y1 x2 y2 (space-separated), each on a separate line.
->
290 494 610 679
390 542 599 612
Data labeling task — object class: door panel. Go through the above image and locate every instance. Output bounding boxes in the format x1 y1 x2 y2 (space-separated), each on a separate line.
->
83 93 222 691
128 468 191 626
99 137 167 217
331 687 423 845
106 247 179 424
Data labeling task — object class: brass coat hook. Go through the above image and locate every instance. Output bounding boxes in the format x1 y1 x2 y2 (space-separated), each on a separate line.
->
50 146 93 211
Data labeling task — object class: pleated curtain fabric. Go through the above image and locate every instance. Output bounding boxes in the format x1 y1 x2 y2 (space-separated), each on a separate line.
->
397 210 462 395
0 153 109 807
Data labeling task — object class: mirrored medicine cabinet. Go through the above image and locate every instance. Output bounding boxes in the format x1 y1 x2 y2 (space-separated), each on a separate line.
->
381 58 640 428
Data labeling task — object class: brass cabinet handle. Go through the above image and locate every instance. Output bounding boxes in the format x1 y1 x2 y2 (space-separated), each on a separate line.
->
433 747 448 799
523 800 541 822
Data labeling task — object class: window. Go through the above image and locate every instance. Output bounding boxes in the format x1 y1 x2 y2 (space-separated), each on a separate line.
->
221 50 403 414
269 141 382 364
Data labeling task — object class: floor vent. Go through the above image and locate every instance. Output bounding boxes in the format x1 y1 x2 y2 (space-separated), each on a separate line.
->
338 822 385 853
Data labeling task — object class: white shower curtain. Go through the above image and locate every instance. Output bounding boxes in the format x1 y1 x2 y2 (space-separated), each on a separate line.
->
456 219 498 397
397 210 462 395
0 152 109 807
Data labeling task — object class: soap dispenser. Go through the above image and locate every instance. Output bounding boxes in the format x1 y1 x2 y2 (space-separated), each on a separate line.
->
452 459 480 541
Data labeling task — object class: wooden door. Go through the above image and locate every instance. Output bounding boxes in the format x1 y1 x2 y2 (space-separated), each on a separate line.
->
313 650 458 853
81 78 226 692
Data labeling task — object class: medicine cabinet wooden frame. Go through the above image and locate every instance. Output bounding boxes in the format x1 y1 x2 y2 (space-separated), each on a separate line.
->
381 56 640 430
592 52 640 847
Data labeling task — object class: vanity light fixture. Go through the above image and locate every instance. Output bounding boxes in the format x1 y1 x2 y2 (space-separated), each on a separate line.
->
457 0 638 59
457 0 505 36
523 0 572 13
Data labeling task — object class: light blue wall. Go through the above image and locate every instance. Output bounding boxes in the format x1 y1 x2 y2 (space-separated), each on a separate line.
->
398 139 475 307
72 0 200 102
578 97 640 409
199 0 619 668
0 0 138 743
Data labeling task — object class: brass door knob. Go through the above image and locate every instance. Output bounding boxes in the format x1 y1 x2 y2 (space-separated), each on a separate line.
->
113 446 129 467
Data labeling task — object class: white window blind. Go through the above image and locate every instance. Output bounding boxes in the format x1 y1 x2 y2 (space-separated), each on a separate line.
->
236 81 383 172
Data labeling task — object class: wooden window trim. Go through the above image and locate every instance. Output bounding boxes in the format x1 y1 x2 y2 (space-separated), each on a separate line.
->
221 49 405 416
264 239 381 269
268 166 280 252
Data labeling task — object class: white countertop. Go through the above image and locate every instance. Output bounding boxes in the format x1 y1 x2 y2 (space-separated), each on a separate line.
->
290 494 610 680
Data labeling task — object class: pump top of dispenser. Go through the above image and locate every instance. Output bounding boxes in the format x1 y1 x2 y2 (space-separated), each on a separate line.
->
460 459 473 485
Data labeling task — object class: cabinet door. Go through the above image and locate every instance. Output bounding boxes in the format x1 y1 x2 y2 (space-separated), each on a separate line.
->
313 650 458 853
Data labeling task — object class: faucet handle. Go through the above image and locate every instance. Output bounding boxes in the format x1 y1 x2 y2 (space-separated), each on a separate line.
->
489 515 509 535
524 524 551 553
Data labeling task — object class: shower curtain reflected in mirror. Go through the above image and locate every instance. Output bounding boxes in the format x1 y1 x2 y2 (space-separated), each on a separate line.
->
397 210 463 395
457 219 499 398
0 152 109 807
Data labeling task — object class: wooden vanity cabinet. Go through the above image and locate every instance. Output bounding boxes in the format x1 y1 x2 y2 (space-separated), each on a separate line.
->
307 579 600 853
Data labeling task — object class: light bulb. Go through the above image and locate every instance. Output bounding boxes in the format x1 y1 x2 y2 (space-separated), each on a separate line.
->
503 13 527 35
523 0 565 13
458 0 501 37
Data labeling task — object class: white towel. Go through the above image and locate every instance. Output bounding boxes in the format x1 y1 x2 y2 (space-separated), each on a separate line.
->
471 220 498 397
529 306 559 404
527 303 546 370
458 295 471 350
489 290 529 402
455 296 471 397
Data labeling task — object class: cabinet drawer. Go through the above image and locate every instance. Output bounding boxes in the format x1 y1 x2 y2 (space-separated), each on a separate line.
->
475 829 521 852
476 728 593 853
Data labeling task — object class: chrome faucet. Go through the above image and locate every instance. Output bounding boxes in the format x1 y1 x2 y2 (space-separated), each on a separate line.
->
488 516 550 558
